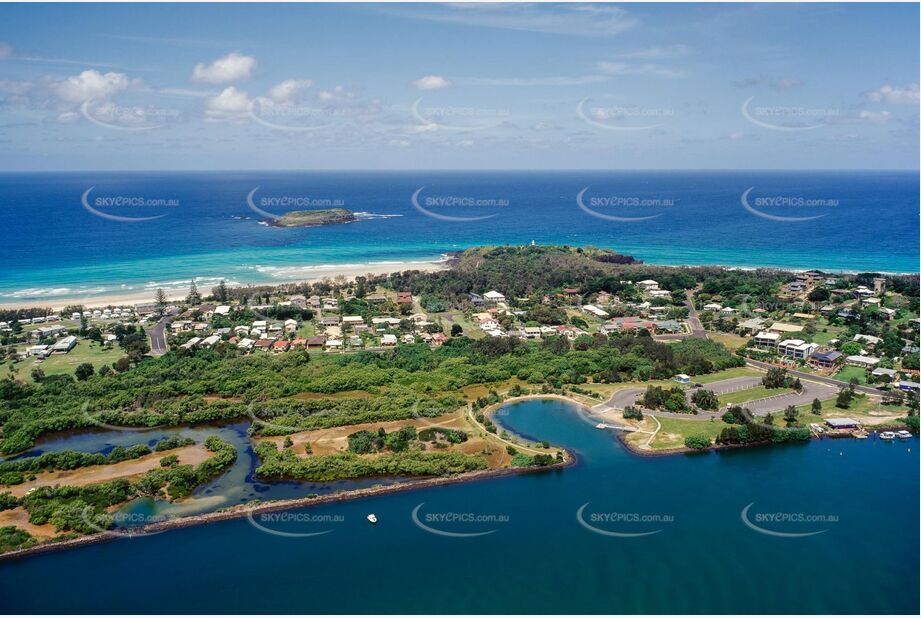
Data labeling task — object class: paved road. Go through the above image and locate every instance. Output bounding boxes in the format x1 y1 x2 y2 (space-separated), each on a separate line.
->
593 375 837 419
148 313 176 356
685 289 707 339
743 359 884 396
743 382 837 416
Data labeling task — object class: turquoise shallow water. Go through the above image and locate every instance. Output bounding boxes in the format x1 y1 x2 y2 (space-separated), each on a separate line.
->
1 399 917 614
0 170 917 303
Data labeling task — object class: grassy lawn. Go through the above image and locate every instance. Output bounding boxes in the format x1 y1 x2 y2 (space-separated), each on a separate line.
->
719 386 792 406
694 366 762 383
811 329 840 345
297 323 317 338
11 339 124 381
795 394 909 425
708 332 748 349
832 365 868 384
649 416 731 450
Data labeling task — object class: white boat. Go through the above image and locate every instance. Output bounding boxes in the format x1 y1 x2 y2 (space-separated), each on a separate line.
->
896 430 913 439
367 513 378 524
879 431 896 440
595 423 607 429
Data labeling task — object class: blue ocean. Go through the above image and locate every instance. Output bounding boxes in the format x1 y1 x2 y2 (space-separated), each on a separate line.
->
0 170 917 303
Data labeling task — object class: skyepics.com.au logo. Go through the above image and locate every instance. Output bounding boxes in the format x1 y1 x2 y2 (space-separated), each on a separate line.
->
741 97 841 131
246 510 345 538
576 503 674 538
79 507 177 538
576 187 676 222
576 98 674 131
81 187 179 223
411 503 509 538
411 187 508 222
741 502 838 538
411 97 509 132
248 98 328 132
81 99 180 132
741 187 838 222
246 187 346 221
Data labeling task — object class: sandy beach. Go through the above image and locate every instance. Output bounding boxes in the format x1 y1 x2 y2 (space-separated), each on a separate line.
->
0 261 449 311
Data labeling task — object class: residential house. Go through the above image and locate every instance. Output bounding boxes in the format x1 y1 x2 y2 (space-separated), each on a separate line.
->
778 339 819 360
845 355 880 368
396 292 413 305
809 350 842 369
272 340 290 353
483 290 506 304
582 304 609 319
753 332 780 349
180 337 201 350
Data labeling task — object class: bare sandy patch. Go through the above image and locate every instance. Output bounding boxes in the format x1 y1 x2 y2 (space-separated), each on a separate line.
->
4 445 211 498
0 508 57 540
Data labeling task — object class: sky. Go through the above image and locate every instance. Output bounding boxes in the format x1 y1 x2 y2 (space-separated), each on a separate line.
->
0 2 918 171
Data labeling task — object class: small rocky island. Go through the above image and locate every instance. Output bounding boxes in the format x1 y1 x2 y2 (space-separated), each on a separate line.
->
268 208 356 227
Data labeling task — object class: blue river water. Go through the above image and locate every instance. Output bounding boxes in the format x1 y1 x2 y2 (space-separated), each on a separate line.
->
0 170 917 303
1 399 917 614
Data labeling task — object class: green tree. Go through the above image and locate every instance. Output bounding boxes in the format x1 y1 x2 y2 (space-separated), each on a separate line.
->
215 279 229 303
684 434 711 450
74 363 94 381
811 398 822 415
187 280 202 306
154 288 168 316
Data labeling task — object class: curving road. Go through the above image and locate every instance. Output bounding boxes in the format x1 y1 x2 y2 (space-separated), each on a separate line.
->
148 313 176 356
743 359 884 397
594 375 838 420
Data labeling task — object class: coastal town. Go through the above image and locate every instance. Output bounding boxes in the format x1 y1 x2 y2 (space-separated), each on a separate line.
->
0 245 918 557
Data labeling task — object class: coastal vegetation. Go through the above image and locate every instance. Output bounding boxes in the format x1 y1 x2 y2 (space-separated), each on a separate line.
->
254 441 488 482
268 208 356 228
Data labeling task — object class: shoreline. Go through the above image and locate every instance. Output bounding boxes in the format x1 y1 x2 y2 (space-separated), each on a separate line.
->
2 250 915 310
0 260 450 311
0 457 572 563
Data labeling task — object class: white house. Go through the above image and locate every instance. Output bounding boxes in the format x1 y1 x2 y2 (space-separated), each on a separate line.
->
483 290 506 304
380 334 397 346
636 279 659 290
582 304 609 318
778 339 819 360
845 354 880 368
180 337 201 350
753 332 780 349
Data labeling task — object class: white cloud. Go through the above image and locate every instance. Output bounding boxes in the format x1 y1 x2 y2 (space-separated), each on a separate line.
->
856 110 893 124
865 84 919 105
468 75 609 87
771 78 804 91
204 86 251 121
0 42 13 59
392 4 637 37
596 61 685 79
191 52 256 84
317 85 353 102
614 45 690 60
412 75 452 91
268 79 312 103
53 70 132 103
